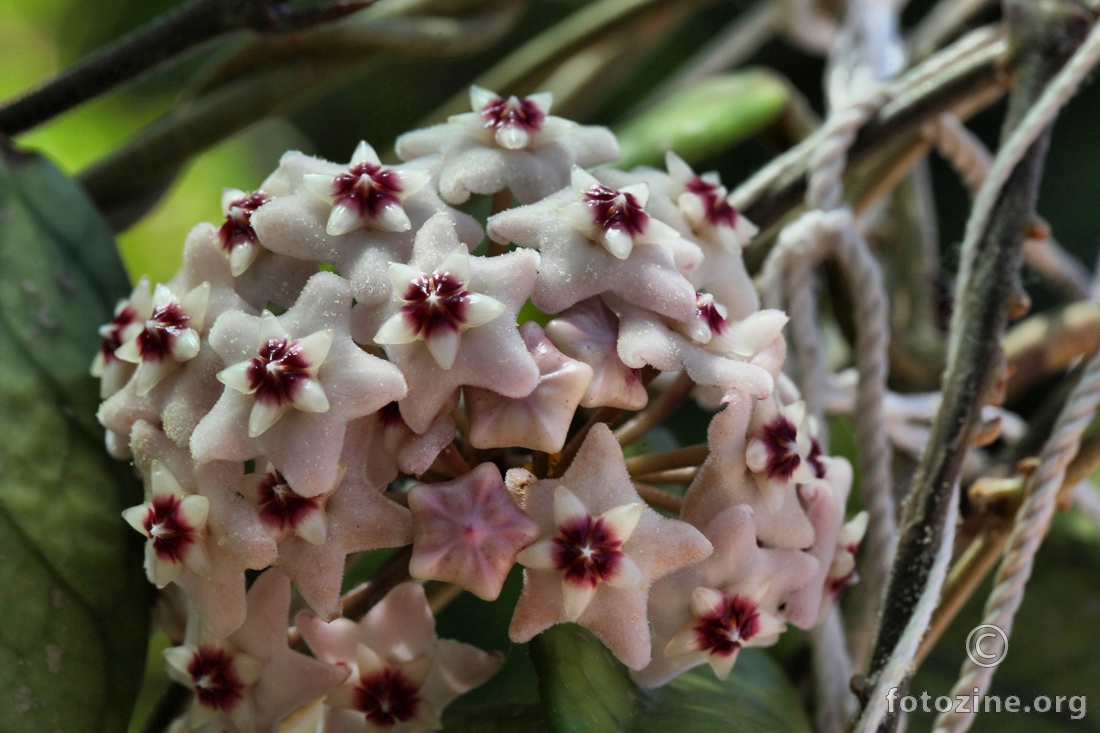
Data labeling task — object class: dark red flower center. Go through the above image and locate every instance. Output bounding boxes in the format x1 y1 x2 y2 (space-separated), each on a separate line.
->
695 293 729 337
331 162 403 219
582 184 649 239
245 337 314 406
807 437 826 479
142 493 198 563
760 416 802 482
480 95 545 133
552 515 624 588
136 302 190 362
829 568 859 597
379 401 406 429
187 646 247 712
685 176 739 229
693 594 761 657
99 304 138 364
218 191 271 253
255 469 318 532
354 667 422 728
399 271 470 338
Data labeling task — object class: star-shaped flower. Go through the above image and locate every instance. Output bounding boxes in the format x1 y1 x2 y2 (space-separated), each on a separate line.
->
599 161 760 320
218 188 273 276
466 321 593 453
408 462 541 601
191 272 406 498
544 297 648 410
827 510 868 599
91 276 149 398
395 86 619 204
507 424 712 670
373 243 506 371
250 148 481 307
274 438 412 619
632 504 818 688
240 463 339 547
486 171 701 321
341 404 457 491
745 396 819 512
609 296 781 401
298 582 502 733
130 421 278 638
166 569 350 733
114 280 209 396
681 394 814 550
122 459 211 588
354 213 539 434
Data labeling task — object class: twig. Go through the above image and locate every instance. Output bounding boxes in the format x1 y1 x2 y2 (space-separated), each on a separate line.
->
623 444 707 476
614 372 695 446
1003 300 1100 400
859 4 1090 729
631 482 685 513
630 467 699 484
1058 430 1100 507
908 0 998 62
551 406 622 478
426 582 464 612
0 0 371 136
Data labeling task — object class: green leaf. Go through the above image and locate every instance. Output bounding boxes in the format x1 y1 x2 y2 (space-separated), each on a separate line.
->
613 70 789 170
0 143 152 733
531 624 812 732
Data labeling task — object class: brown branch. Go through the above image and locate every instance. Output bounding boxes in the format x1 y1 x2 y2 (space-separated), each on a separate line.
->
632 482 685 513
614 372 695 446
630 467 699 484
623 444 708 476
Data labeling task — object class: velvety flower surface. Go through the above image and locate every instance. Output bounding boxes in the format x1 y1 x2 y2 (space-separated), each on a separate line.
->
544 297 648 410
92 275 148 398
745 396 819 513
466 321 593 453
408 462 540 601
486 170 701 321
250 145 482 306
355 213 539 434
191 272 406 498
166 569 349 733
395 86 619 204
508 424 712 670
681 394 815 550
634 504 817 687
298 583 502 733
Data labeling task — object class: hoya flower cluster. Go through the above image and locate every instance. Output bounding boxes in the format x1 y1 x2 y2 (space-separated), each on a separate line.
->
95 86 864 732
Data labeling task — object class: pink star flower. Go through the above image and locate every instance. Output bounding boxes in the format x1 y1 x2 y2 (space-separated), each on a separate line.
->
508 424 712 670
408 462 541 601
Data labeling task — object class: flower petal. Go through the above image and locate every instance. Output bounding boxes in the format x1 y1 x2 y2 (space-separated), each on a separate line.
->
553 486 589 528
327 200 364 236
600 502 643 543
604 554 647 590
374 312 420 345
515 539 556 570
438 244 472 287
297 329 335 368
561 578 597 621
289 378 330 413
258 310 290 345
425 328 461 370
249 399 286 437
462 293 506 329
690 586 727 619
218 360 256 394
351 140 380 167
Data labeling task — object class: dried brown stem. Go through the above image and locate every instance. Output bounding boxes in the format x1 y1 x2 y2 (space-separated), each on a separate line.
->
630 467 699 484
632 482 685 513
1004 300 1100 400
624 444 708 476
614 372 695 446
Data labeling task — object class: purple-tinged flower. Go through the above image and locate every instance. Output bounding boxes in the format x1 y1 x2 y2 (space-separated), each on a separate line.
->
241 464 337 546
114 281 209 396
91 276 149 399
298 583 502 733
665 152 758 253
450 86 577 151
408 463 540 601
745 398 817 512
467 322 593 453
633 504 817 688
374 243 506 370
131 422 277 638
166 569 349 733
559 167 682 260
355 213 539 434
487 179 700 321
663 578 786 681
216 310 335 437
218 189 273 276
610 296 781 401
508 424 712 670
396 86 619 204
828 510 868 598
300 141 431 237
680 394 815 551
122 460 211 588
191 272 406 498
545 297 648 410
165 642 262 732
275 444 411 620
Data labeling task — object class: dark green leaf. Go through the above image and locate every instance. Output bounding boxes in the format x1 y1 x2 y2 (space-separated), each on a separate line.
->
531 624 812 732
613 70 788 169
0 143 151 733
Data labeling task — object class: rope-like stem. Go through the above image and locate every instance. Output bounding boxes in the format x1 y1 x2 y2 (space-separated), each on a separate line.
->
933 349 1100 732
